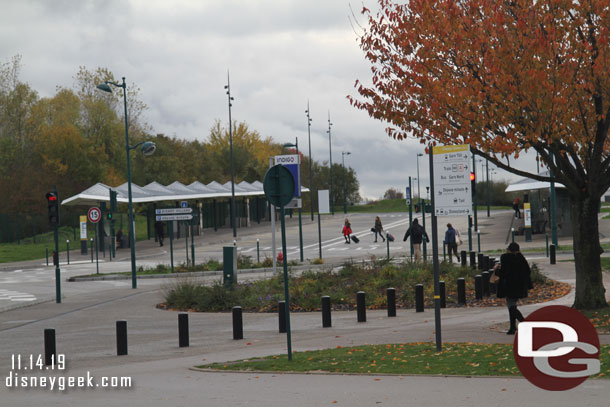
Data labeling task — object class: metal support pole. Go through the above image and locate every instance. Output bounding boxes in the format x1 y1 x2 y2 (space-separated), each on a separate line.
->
386 288 396 317
178 313 189 347
116 320 128 356
408 177 414 260
317 211 322 259
457 278 466 305
44 329 56 366
439 281 446 308
356 291 366 322
474 275 483 300
386 233 390 260
278 301 287 333
321 296 331 327
232 306 243 340
415 284 424 312
169 221 174 273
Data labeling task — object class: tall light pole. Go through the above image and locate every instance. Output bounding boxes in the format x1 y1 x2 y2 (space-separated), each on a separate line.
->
96 77 156 289
327 111 334 215
342 151 351 214
225 71 237 238
305 102 314 221
416 153 423 210
486 158 490 217
283 139 304 262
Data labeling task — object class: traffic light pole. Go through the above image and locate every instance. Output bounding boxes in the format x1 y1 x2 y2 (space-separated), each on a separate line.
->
52 186 61 303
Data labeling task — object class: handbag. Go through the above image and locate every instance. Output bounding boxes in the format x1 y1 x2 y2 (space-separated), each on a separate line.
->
371 227 376 233
455 230 463 246
489 270 499 284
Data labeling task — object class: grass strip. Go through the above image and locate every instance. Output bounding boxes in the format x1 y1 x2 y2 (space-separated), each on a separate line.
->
199 342 610 378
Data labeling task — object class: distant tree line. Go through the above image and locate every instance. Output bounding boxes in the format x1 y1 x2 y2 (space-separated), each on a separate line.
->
0 56 360 237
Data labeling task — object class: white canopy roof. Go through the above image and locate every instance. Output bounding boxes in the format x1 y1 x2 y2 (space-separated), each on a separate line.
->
504 170 566 193
62 181 309 206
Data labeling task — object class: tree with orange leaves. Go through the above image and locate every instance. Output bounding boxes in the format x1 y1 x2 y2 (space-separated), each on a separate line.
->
350 0 610 309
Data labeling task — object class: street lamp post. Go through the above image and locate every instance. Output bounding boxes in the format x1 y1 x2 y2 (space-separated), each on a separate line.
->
342 152 351 214
327 112 334 215
225 72 237 238
305 102 314 221
486 158 490 217
416 153 423 211
96 77 156 289
284 139 304 262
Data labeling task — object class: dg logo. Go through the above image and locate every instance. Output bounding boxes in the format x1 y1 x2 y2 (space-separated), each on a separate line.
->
514 305 600 391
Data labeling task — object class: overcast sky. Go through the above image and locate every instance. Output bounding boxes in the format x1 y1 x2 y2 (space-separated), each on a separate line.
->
1 0 536 200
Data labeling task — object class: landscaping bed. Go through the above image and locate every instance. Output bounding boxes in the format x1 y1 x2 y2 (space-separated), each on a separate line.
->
160 258 570 312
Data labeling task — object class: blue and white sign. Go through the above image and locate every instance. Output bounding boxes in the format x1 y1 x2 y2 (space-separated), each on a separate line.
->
180 201 188 208
406 186 411 205
274 154 301 208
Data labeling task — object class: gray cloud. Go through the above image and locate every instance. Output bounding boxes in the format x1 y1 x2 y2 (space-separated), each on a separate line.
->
1 0 531 199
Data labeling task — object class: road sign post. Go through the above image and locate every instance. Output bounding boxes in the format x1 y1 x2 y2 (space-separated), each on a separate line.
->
275 154 303 262
429 144 474 352
264 164 296 362
88 206 101 276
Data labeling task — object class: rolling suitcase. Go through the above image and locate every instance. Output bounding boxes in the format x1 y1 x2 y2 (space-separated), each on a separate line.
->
351 235 360 243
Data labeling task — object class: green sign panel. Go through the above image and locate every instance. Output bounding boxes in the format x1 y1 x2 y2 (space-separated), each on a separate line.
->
263 164 295 207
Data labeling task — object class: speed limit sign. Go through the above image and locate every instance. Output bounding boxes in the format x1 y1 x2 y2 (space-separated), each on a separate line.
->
87 207 102 223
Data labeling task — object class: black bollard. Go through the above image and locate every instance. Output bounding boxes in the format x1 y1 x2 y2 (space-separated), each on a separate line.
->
116 320 128 356
415 284 424 312
481 271 490 297
439 281 446 309
460 250 467 266
321 296 331 327
278 301 287 333
387 288 396 317
457 278 466 305
178 313 189 347
474 275 483 300
477 253 484 270
44 328 56 366
357 291 366 322
483 255 490 271
232 306 243 340
469 251 476 269
550 244 556 265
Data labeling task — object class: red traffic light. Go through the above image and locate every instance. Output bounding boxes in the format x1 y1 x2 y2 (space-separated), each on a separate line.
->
46 192 58 201
469 172 475 182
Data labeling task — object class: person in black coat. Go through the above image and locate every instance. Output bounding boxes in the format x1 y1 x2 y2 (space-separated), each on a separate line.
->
493 242 532 335
403 218 429 262
154 221 165 247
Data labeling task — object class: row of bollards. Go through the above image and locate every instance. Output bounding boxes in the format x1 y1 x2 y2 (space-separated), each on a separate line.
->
43 262 503 356
44 314 193 361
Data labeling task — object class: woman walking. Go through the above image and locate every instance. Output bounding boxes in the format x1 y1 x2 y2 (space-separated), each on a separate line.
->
493 242 532 335
373 216 385 243
444 223 459 262
342 218 352 244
